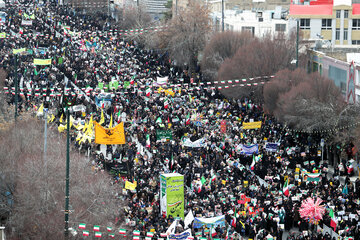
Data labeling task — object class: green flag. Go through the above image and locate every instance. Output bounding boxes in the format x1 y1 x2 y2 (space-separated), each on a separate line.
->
201 176 206 185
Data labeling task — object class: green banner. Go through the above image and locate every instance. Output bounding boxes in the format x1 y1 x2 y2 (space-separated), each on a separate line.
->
98 82 104 89
160 174 184 219
123 81 130 89
156 130 173 140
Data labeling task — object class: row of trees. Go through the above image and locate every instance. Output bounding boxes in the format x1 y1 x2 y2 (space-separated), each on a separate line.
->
0 119 125 239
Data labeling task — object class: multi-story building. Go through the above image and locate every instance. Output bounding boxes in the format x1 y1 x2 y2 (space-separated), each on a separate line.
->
309 49 360 103
211 8 294 37
289 0 360 46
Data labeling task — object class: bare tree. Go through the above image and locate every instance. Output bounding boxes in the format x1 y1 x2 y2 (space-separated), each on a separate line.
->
264 69 360 133
155 0 212 73
1 119 125 239
201 31 254 81
218 34 296 81
115 4 153 30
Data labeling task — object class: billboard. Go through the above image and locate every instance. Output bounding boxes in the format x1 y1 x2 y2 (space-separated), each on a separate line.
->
160 173 184 219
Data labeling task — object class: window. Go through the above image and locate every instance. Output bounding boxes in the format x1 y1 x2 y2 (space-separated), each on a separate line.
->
340 82 346 93
321 19 332 30
344 10 349 18
344 28 348 40
242 26 255 36
336 28 340 40
336 10 341 18
352 40 360 45
275 24 286 32
353 19 360 30
300 19 310 29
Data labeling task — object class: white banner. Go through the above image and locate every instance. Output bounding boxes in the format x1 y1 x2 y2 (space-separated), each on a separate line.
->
183 138 206 148
21 20 33 26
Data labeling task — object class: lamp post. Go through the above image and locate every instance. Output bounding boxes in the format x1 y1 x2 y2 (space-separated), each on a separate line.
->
296 19 299 68
221 0 224 32
14 54 18 122
64 106 70 239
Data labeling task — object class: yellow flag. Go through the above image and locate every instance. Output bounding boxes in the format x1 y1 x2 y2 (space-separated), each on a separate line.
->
37 104 44 115
33 58 52 65
109 114 113 128
76 132 82 141
82 121 88 133
47 114 55 123
59 114 64 123
125 181 137 190
58 124 66 133
99 110 105 125
94 121 126 145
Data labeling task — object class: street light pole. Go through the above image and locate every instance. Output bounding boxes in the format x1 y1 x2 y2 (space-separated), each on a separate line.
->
44 108 48 200
221 0 224 32
296 19 299 68
14 55 18 122
64 106 71 239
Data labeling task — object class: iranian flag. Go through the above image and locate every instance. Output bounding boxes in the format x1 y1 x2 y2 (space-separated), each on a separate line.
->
146 134 151 148
186 113 191 125
19 27 23 34
329 208 337 231
283 178 289 197
188 236 194 240
83 230 90 236
79 223 86 229
146 88 151 97
160 233 167 237
146 232 154 237
95 232 102 238
133 230 141 236
107 226 112 232
230 217 236 227
250 155 256 171
109 233 115 238
211 228 217 237
145 237 152 240
211 174 216 182
94 225 100 231
119 229 127 234
164 99 169 109
133 237 140 240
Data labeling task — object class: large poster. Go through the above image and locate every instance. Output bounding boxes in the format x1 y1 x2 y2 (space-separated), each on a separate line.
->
156 129 173 140
160 173 184 219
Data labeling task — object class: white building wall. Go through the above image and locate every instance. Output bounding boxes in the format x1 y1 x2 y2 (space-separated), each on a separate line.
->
310 19 321 39
222 10 290 38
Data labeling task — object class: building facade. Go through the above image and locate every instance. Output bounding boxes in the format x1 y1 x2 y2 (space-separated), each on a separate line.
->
289 0 360 46
211 8 294 37
309 49 360 103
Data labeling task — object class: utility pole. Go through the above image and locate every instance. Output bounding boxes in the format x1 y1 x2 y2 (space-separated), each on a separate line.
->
43 108 48 200
296 19 299 68
14 55 18 122
64 106 71 240
221 0 224 32
175 0 178 16
108 0 110 17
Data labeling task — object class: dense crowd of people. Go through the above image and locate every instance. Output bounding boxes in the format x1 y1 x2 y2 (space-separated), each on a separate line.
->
1 2 360 240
